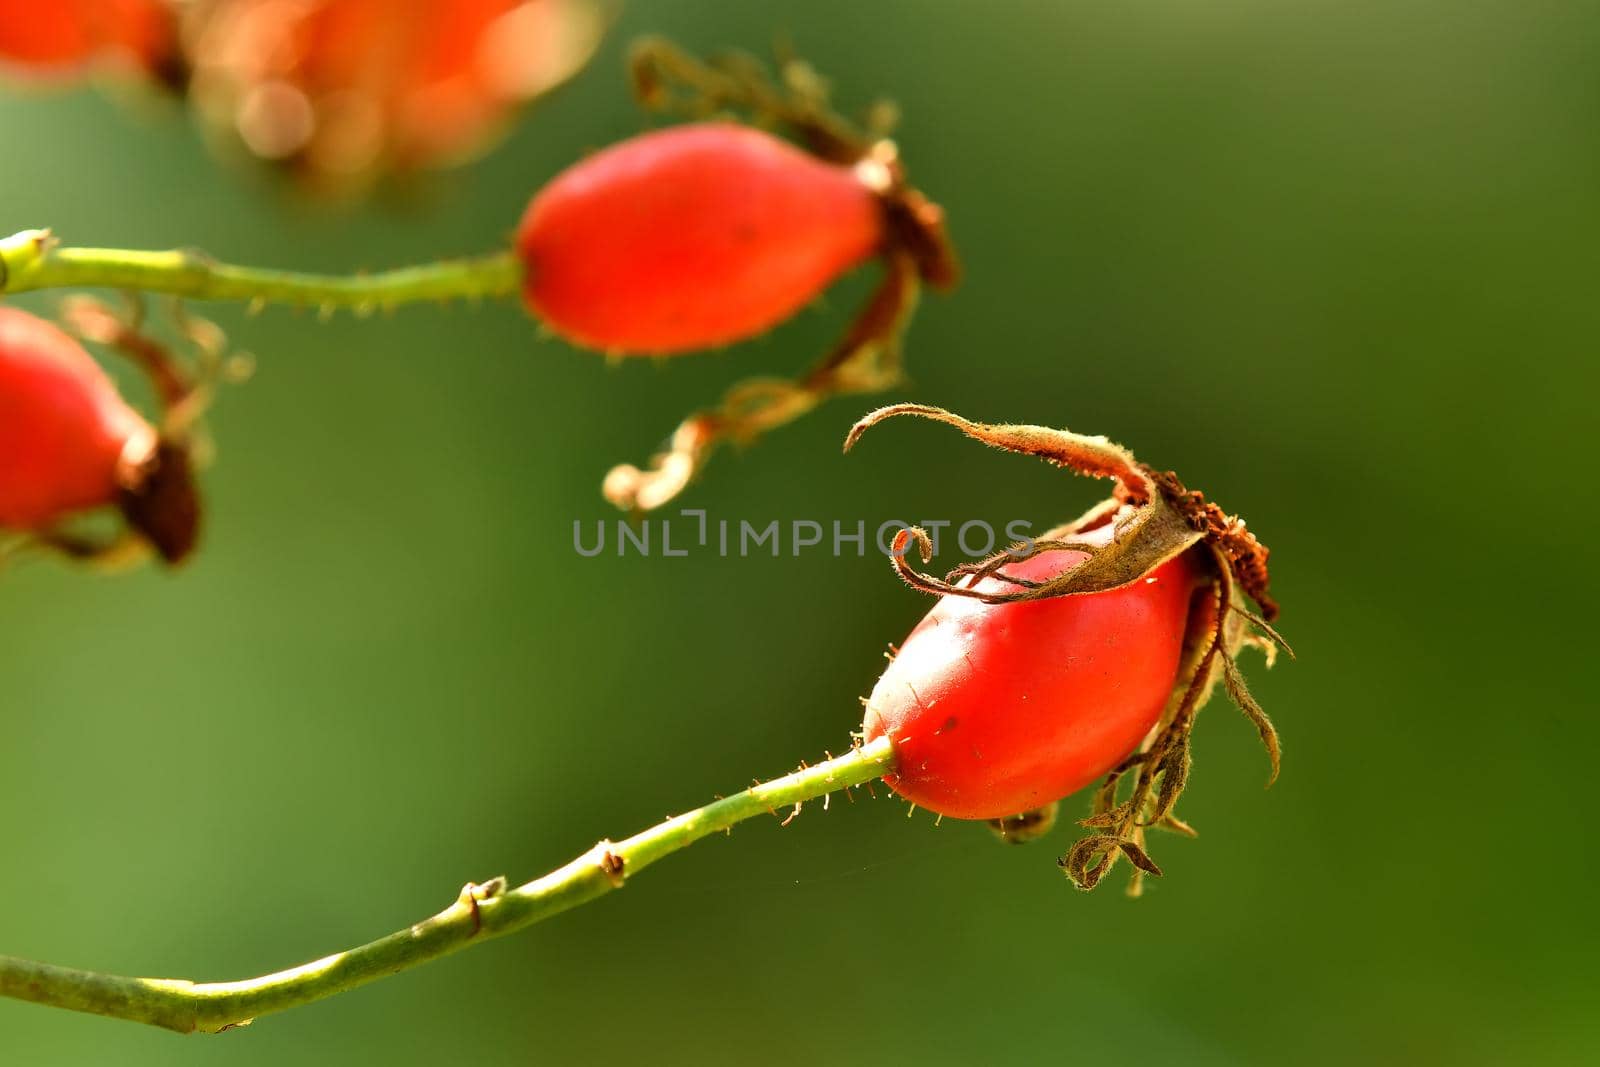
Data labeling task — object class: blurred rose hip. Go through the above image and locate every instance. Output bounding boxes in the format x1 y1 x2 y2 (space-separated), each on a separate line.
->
185 0 606 191
0 0 178 83
516 122 886 354
0 306 199 564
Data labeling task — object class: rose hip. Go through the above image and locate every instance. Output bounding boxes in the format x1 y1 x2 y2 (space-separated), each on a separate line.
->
0 0 177 82
185 0 605 190
863 531 1202 820
516 122 884 355
0 305 199 564
847 404 1287 892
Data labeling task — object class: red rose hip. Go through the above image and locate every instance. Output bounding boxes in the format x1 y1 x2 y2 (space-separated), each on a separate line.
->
186 0 605 189
0 0 177 81
863 529 1202 820
515 122 884 354
0 306 198 563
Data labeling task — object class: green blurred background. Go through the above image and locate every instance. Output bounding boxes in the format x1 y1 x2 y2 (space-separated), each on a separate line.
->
2 0 1595 1062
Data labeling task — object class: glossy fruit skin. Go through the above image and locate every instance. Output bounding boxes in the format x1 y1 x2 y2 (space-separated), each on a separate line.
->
0 307 155 530
0 0 175 79
515 122 885 354
863 535 1202 820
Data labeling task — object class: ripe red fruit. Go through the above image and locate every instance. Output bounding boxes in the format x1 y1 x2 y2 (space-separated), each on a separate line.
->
0 0 177 81
0 306 197 563
846 404 1286 890
863 529 1202 820
515 122 885 355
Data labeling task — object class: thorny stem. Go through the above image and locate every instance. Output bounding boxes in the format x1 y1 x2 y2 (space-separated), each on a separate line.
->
0 230 521 311
0 738 895 1034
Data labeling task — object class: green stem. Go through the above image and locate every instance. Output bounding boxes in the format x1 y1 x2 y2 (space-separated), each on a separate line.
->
0 738 895 1034
0 230 521 309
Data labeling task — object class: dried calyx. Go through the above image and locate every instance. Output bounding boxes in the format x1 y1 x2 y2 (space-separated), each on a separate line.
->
602 40 958 514
844 404 1291 895
60 295 247 565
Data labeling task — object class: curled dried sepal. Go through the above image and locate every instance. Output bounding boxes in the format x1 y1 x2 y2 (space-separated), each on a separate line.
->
1221 649 1282 787
845 404 1211 606
1060 833 1163 891
604 252 919 512
1061 548 1285 894
987 802 1059 844
1231 603 1296 661
844 403 1150 495
56 295 246 565
1147 468 1279 621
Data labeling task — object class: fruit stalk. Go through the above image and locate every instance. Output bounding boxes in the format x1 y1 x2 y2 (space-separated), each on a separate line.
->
0 231 521 310
0 738 894 1033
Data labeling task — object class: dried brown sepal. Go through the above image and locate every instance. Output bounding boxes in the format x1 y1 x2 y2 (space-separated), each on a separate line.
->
1117 838 1164 875
844 405 1280 624
1148 468 1278 621
1221 648 1282 788
54 296 244 567
604 252 919 512
1155 813 1198 838
117 440 200 565
845 403 1150 496
1078 801 1136 830
1148 726 1192 826
1059 833 1164 890
1060 835 1116 889
845 405 1207 605
604 42 959 513
1063 545 1286 892
987 803 1059 844
628 36 867 165
1230 603 1296 660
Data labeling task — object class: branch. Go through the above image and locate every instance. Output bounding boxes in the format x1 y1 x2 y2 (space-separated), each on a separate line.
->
0 737 895 1034
0 230 521 311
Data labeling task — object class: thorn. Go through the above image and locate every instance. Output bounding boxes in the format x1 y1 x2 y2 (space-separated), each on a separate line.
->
781 801 802 827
